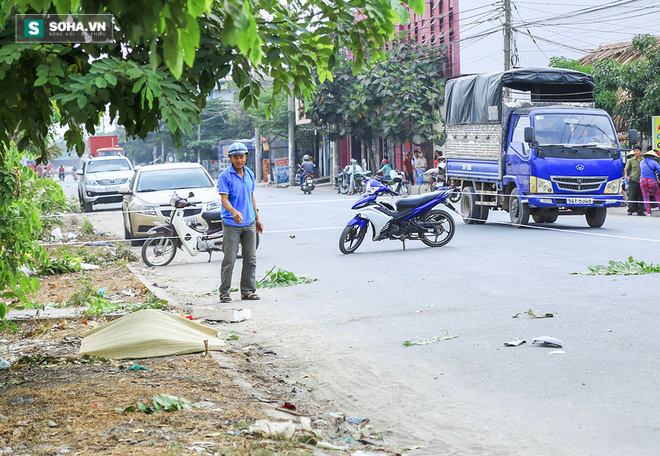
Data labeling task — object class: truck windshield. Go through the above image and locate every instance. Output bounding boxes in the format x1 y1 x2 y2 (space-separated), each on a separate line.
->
532 114 617 148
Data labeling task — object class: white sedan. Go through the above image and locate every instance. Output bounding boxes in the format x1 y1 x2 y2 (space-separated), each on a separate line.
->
121 162 221 244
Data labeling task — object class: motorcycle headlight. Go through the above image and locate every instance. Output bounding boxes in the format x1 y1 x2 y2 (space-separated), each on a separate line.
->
206 200 220 211
531 176 553 193
137 204 157 216
605 179 620 194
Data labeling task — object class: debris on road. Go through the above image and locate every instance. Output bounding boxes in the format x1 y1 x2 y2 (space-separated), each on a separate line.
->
532 336 563 348
513 309 554 319
504 338 526 347
403 331 457 346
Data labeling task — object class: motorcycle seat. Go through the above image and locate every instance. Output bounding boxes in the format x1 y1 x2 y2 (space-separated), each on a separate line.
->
395 192 439 210
201 209 223 227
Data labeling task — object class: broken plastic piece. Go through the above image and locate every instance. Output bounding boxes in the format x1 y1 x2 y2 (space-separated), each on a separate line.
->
532 336 563 348
346 416 368 425
504 338 526 347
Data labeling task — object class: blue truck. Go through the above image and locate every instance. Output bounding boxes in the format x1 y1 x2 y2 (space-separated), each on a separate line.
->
444 68 637 227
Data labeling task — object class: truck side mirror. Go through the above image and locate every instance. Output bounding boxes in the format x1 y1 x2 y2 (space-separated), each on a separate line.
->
523 127 535 143
628 129 638 145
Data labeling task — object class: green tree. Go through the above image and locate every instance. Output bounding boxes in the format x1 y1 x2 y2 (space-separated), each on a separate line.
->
1 0 425 161
311 42 447 167
0 144 65 323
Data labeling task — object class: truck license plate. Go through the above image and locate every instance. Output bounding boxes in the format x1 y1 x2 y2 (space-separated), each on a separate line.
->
567 198 593 205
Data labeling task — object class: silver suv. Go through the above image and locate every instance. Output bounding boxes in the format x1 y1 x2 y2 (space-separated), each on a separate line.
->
77 156 134 212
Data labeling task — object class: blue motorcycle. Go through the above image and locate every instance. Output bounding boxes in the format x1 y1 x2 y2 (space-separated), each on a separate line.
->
339 179 457 253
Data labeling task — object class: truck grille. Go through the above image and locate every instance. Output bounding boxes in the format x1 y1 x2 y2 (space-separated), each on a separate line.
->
550 176 606 193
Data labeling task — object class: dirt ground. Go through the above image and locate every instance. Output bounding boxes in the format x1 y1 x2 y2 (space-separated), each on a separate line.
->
0 220 398 456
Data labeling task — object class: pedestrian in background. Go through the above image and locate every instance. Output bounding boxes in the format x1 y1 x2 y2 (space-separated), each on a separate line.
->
414 150 427 186
624 145 646 216
218 143 264 302
403 151 415 184
639 149 660 216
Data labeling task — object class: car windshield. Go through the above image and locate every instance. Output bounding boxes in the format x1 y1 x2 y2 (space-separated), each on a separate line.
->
87 158 132 173
136 167 214 192
532 114 617 148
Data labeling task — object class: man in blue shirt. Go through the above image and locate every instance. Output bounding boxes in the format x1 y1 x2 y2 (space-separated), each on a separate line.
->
218 143 264 302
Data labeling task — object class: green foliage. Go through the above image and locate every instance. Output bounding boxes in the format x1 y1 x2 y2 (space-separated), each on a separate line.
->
579 256 660 275
550 35 660 136
312 42 447 148
2 0 424 161
403 331 457 346
0 144 46 320
119 393 196 414
37 256 81 276
80 220 94 235
257 266 318 288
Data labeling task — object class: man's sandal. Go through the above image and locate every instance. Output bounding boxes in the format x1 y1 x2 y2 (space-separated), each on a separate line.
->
241 293 260 301
219 293 232 302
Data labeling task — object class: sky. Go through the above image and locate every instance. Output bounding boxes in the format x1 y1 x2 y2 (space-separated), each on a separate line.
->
458 0 660 74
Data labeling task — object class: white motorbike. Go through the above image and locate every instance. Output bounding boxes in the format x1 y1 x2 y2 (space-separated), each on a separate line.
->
141 192 259 267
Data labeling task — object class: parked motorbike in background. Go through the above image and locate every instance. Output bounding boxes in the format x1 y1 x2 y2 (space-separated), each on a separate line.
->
374 169 411 197
418 164 461 202
141 192 259 267
335 162 372 194
339 178 457 253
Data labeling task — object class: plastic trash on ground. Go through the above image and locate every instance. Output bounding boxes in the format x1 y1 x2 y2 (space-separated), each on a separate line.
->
532 336 563 348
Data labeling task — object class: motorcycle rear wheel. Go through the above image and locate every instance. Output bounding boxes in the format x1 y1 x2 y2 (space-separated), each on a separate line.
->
339 223 367 254
419 210 455 247
448 189 461 203
142 235 177 267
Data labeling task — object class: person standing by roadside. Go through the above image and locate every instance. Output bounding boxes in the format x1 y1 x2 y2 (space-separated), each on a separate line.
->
403 152 415 184
414 150 427 187
218 143 264 302
625 145 646 216
639 149 660 216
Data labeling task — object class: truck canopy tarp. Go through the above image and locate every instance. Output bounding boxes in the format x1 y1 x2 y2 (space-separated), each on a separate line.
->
445 68 595 125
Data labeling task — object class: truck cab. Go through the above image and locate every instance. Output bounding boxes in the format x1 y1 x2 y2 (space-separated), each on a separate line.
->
504 106 625 226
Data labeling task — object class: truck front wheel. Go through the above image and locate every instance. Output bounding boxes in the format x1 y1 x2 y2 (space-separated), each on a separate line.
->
508 187 529 228
585 207 607 228
460 186 488 225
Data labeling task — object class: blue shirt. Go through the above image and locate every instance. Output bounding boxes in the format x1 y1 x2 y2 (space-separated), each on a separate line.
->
640 157 660 179
218 165 256 227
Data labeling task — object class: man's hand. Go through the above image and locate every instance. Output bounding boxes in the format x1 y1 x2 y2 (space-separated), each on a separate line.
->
256 220 264 234
232 210 244 224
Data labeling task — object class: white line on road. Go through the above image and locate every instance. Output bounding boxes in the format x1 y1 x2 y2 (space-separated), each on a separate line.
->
266 226 343 234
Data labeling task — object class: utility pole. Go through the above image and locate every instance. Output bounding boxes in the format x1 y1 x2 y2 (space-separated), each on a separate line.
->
288 92 296 185
503 0 511 71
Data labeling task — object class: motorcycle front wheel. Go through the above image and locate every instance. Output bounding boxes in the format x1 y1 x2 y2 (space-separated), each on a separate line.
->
142 235 177 266
339 223 367 254
399 182 412 197
338 175 349 194
448 188 461 203
419 210 455 247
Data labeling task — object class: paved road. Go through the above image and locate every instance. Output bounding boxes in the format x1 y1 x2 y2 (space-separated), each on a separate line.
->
63 178 660 455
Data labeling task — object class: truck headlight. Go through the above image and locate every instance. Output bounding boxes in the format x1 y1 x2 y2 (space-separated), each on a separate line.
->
206 201 220 211
604 179 620 194
531 176 553 193
137 204 157 216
